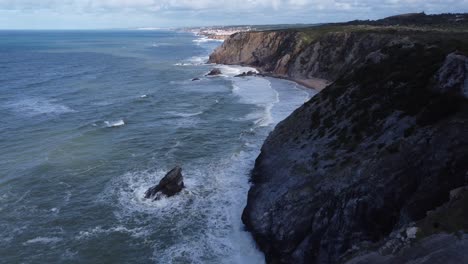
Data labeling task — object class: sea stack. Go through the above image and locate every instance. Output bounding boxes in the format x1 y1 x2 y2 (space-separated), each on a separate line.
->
144 166 184 200
206 68 222 76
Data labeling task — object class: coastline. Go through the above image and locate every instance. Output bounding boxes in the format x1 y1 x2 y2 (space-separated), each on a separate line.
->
262 73 330 92
203 14 468 263
212 63 331 92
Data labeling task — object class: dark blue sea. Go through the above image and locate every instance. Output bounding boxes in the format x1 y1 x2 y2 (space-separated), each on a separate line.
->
0 30 314 263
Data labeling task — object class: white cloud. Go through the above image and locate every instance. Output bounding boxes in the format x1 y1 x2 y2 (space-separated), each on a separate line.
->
0 0 467 28
0 0 466 13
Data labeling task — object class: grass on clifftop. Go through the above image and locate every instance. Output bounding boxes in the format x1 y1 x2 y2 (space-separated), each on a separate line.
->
258 13 468 49
295 24 468 47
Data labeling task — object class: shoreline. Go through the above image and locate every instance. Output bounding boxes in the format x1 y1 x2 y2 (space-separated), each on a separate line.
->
262 73 331 92
210 62 331 93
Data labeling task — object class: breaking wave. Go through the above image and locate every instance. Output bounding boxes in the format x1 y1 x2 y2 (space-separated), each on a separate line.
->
105 119 125 128
6 98 76 116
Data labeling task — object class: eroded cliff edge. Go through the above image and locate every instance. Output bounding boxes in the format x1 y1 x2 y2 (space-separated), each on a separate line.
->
209 14 468 264
209 29 393 87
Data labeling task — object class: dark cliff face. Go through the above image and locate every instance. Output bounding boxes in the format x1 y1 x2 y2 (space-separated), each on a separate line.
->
208 31 300 75
285 32 393 81
209 13 468 83
209 29 416 83
242 40 468 263
210 30 366 82
209 16 468 264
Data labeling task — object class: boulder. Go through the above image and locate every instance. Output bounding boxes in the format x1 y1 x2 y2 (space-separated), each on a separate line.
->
206 68 222 76
144 166 184 200
235 70 257 77
433 52 468 98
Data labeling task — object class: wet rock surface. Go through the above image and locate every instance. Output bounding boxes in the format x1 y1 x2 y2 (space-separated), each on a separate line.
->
206 68 222 76
235 70 258 77
144 166 184 200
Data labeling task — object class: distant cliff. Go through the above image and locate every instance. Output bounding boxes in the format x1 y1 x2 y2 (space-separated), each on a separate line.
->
210 29 401 90
209 13 468 86
209 13 468 264
209 29 392 83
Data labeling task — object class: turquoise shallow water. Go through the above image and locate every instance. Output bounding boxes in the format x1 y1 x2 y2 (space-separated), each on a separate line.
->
0 30 314 263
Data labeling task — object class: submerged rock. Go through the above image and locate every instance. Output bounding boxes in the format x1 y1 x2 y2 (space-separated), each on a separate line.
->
235 70 257 77
206 68 222 76
192 77 200 81
144 166 184 200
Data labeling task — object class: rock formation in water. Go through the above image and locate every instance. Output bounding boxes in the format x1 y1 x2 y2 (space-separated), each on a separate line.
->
235 70 258 77
210 13 468 263
145 166 184 200
206 68 222 76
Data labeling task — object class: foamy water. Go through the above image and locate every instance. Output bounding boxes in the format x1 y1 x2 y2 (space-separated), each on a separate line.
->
104 119 125 128
6 98 76 116
0 30 314 263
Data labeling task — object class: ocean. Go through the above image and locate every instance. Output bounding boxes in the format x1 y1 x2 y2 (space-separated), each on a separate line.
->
0 30 314 263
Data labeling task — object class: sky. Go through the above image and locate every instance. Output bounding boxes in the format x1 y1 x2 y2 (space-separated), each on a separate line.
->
1 0 467 29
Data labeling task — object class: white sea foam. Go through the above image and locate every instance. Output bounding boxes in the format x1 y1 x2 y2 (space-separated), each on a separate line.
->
104 119 125 128
23 237 62 245
6 98 76 116
106 169 195 215
1 225 27 246
104 155 265 264
189 56 208 64
150 42 172 48
61 249 78 261
165 111 203 118
64 190 72 202
267 78 315 123
153 153 264 264
77 226 147 240
232 77 279 127
193 37 224 44
95 73 314 264
211 65 258 78
175 56 208 66
250 103 276 127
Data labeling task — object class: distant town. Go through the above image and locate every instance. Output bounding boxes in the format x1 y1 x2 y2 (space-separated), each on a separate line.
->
185 26 252 40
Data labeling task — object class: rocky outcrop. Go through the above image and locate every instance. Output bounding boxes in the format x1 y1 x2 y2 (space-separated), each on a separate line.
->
235 70 258 77
345 186 468 263
206 68 222 76
209 31 299 73
211 24 468 263
346 233 468 264
209 30 396 84
434 52 468 98
145 166 184 200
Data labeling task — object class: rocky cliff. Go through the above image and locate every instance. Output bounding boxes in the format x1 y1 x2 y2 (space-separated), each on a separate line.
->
209 14 468 264
209 13 468 84
210 29 399 83
210 30 365 82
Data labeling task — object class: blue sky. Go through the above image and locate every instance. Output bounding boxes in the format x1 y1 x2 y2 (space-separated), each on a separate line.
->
1 0 467 29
